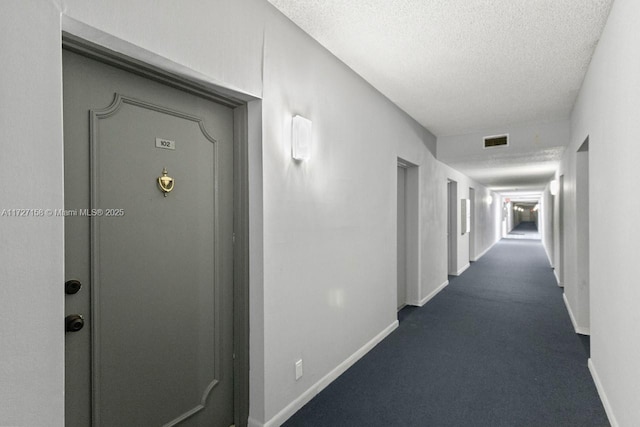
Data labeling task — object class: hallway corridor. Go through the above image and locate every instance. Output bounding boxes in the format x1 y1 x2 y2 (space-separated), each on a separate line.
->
284 239 608 426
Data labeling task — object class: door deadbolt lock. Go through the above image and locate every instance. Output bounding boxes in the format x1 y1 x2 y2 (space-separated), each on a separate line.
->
65 314 85 332
65 280 82 295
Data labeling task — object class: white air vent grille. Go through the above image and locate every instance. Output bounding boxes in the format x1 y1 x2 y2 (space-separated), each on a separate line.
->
484 134 509 148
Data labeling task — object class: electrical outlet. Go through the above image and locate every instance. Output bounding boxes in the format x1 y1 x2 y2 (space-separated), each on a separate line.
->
295 359 303 380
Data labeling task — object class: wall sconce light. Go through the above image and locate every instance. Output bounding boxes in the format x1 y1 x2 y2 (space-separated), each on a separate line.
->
550 179 559 196
292 115 312 161
486 195 493 205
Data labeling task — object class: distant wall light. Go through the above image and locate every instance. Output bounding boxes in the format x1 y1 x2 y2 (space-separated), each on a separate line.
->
550 179 559 196
486 195 493 205
292 115 312 161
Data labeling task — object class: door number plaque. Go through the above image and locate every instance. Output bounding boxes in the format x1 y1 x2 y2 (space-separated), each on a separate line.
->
155 138 176 150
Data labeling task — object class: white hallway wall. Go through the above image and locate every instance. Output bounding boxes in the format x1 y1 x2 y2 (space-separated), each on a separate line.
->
0 1 65 425
0 0 501 426
474 188 502 261
553 0 640 424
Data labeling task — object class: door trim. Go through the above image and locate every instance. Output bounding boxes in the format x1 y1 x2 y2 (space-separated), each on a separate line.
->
396 158 421 308
447 179 458 275
63 33 245 109
62 35 251 427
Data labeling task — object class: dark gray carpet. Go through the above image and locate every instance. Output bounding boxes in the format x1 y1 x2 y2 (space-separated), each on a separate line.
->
283 232 608 426
505 221 540 240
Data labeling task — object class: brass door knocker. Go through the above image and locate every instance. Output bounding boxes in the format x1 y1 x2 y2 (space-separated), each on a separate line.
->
157 167 175 197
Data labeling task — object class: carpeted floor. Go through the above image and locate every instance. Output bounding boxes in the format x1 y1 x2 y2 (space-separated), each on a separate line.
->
504 221 541 240
283 232 608 426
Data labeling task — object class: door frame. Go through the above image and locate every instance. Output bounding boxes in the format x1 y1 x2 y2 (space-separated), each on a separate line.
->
62 33 251 426
397 164 407 310
447 179 458 275
557 174 565 287
469 187 475 262
576 137 590 334
396 158 420 308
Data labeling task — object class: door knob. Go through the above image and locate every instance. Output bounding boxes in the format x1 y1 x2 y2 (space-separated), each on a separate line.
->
65 314 85 332
65 280 82 294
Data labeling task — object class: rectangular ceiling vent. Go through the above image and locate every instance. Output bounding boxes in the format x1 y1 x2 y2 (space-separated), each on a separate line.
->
483 134 509 149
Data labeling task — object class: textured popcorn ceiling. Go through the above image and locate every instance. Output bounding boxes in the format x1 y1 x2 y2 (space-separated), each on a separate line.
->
445 150 563 193
268 0 612 136
268 0 613 193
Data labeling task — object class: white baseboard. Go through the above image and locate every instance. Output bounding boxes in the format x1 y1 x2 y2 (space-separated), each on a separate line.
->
554 269 563 287
470 241 496 262
414 280 448 307
453 263 470 276
588 359 619 427
562 293 590 335
261 321 399 427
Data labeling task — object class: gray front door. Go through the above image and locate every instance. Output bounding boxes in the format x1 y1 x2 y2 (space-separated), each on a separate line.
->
63 50 235 427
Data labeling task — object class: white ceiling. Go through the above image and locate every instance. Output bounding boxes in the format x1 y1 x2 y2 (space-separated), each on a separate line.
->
445 145 566 193
267 0 613 194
